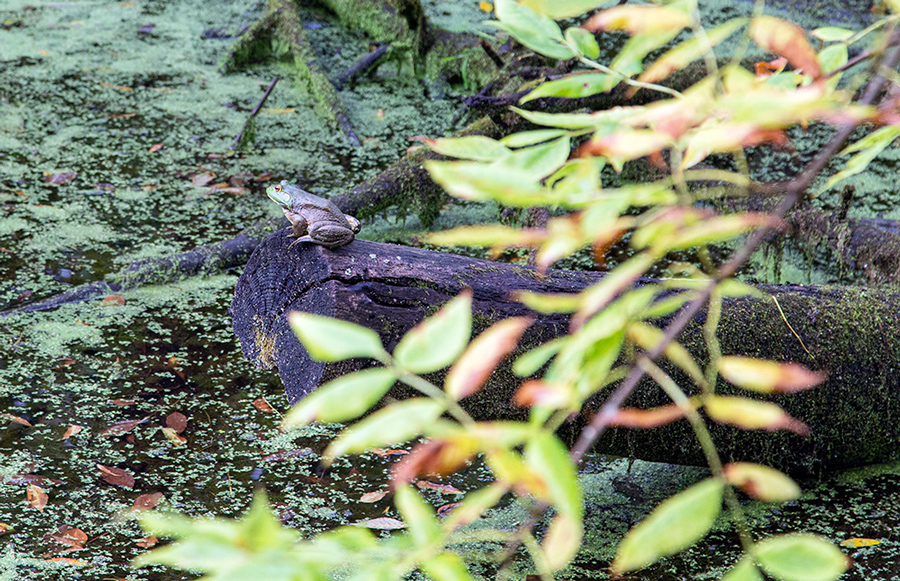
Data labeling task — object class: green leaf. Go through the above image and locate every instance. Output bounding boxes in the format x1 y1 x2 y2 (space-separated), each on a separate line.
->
442 483 509 530
612 30 682 77
520 73 618 104
421 553 477 581
705 395 809 436
612 478 724 573
821 125 900 192
627 322 704 385
500 128 569 148
289 312 388 363
723 462 801 502
394 291 472 373
525 432 583 519
543 512 583 570
423 224 542 248
395 486 441 548
493 136 572 181
511 106 604 129
811 26 854 42
425 160 557 206
565 26 600 59
754 534 849 581
325 398 445 459
653 213 783 253
818 43 847 90
281 368 398 428
490 0 574 60
520 0 611 20
721 557 764 581
421 136 511 162
513 337 568 376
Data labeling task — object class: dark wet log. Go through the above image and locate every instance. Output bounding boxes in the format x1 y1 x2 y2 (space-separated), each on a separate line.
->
231 233 900 475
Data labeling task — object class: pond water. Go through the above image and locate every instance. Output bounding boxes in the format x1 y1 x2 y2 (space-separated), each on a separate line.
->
1 0 899 579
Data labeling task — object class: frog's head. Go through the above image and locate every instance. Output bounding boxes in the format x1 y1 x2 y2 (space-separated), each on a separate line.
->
266 183 292 209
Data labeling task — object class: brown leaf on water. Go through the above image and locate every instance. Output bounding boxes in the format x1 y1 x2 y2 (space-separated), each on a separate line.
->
191 171 216 187
55 358 77 368
110 399 135 407
160 427 186 446
135 535 158 548
26 484 48 511
356 517 406 530
148 143 163 153
98 416 149 438
99 82 133 91
97 464 135 488
48 525 88 549
0 523 12 535
436 502 461 516
371 448 408 457
102 294 126 306
253 398 275 413
43 557 86 566
43 172 77 185
3 413 32 427
61 425 83 440
416 480 463 495
359 490 389 503
133 492 164 510
165 412 187 433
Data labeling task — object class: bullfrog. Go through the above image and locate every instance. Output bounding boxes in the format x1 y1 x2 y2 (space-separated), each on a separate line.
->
266 180 361 249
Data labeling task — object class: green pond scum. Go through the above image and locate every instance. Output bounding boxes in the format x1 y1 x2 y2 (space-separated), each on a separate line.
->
1 0 900 579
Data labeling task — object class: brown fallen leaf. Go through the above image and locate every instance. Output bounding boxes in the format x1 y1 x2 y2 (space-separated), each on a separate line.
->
370 448 408 457
99 82 133 91
436 502 461 516
97 464 135 488
359 490 389 503
26 484 48 511
133 492 164 510
55 358 77 368
43 172 77 185
61 425 83 440
98 416 149 438
160 427 186 446
0 523 12 535
416 480 463 495
135 535 158 548
3 413 32 427
48 525 88 549
253 398 275 413
110 399 135 407
102 294 126 306
191 171 216 187
355 517 406 530
165 411 187 433
148 143 163 153
43 557 86 566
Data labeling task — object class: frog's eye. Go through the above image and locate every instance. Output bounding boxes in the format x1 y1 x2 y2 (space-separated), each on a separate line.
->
272 185 282 193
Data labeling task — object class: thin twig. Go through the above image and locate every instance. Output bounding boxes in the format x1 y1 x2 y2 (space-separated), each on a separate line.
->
232 76 279 150
333 44 390 90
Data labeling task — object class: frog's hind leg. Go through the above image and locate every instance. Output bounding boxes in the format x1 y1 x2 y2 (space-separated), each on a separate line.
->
288 235 314 248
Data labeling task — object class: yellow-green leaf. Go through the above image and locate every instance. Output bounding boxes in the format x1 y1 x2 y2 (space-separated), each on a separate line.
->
723 462 801 502
446 317 532 400
289 312 388 362
583 5 692 35
325 399 444 459
421 136 511 161
394 291 472 373
718 356 826 393
395 485 440 548
543 512 582 570
704 395 809 436
525 431 582 519
639 18 747 85
521 73 618 104
721 557 764 581
754 533 849 581
612 478 724 573
281 368 398 428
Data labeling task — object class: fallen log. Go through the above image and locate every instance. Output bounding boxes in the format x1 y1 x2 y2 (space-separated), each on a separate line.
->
231 232 900 475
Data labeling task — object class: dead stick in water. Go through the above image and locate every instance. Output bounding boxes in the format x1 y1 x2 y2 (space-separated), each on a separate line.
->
232 76 280 150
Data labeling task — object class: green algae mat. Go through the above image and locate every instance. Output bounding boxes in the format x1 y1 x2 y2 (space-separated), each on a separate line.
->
2 0 900 580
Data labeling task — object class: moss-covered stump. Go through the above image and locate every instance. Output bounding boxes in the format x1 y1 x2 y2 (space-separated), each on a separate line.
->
231 233 900 475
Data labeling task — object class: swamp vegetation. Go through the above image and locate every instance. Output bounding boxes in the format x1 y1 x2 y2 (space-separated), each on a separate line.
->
1 0 900 580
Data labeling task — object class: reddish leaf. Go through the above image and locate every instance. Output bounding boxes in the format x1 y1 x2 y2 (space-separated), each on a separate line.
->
110 399 135 407
755 57 789 78
99 82 133 91
609 403 693 428
359 490 389 503
135 535 158 548
191 171 216 187
750 16 822 78
723 462 800 502
165 412 187 433
43 557 86 565
98 416 149 438
60 425 83 440
416 480 463 495
513 380 572 409
253 398 275 413
48 525 88 549
436 502 461 516
718 357 827 393
26 484 48 511
133 492 164 510
370 448 408 457
3 413 32 427
97 464 135 488
55 358 77 368
102 294 126 306
148 143 163 153
445 317 532 400
43 172 77 185
392 440 474 484
0 523 12 535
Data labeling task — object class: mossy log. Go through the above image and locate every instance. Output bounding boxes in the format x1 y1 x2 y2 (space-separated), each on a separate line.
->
231 232 900 475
